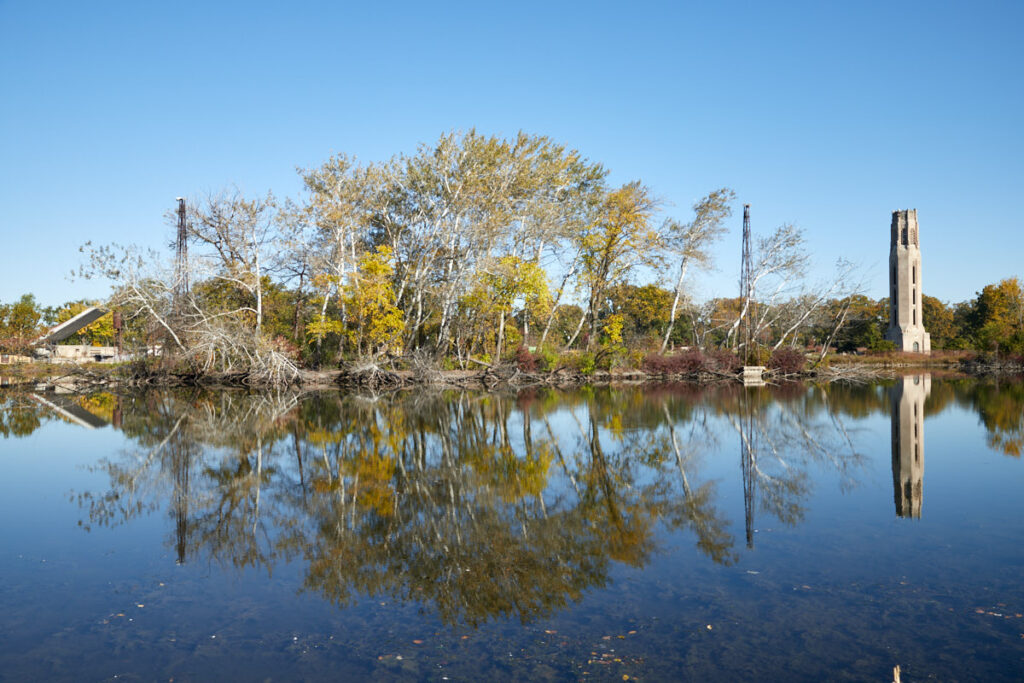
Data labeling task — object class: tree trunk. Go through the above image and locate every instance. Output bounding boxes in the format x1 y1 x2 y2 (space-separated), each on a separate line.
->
564 308 588 350
661 259 690 353
495 310 506 360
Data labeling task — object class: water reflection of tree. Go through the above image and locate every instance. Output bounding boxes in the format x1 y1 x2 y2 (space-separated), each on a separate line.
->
970 381 1024 457
77 391 299 570
0 394 46 437
70 383 876 626
293 392 660 626
661 401 737 564
723 384 865 547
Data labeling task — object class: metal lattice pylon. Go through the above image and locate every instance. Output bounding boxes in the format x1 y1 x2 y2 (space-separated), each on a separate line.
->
174 198 189 305
740 204 753 359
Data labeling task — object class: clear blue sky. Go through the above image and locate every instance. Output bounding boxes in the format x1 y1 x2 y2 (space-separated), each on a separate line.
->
2 0 1021 308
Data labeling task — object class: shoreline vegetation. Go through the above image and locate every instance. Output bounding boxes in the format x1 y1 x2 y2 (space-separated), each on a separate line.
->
2 132 1023 386
2 350 1021 393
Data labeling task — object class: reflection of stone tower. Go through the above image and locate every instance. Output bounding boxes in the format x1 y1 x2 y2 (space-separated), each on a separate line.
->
886 210 931 353
891 374 930 518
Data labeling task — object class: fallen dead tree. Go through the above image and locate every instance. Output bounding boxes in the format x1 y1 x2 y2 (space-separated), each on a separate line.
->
335 360 406 391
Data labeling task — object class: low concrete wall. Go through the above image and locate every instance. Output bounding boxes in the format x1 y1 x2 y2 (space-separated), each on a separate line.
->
51 346 119 362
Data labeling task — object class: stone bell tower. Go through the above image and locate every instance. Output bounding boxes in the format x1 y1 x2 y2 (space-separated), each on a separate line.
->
886 210 931 353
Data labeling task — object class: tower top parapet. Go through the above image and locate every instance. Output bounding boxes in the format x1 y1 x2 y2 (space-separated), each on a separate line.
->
891 209 919 248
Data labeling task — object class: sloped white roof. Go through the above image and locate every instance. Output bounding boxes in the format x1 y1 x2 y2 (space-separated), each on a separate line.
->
37 306 107 344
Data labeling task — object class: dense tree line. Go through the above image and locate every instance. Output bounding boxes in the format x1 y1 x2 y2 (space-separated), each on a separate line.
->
800 278 1024 356
2 131 1022 369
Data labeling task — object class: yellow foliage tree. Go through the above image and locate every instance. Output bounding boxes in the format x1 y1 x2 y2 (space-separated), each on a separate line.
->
343 246 405 358
575 182 663 349
484 256 551 358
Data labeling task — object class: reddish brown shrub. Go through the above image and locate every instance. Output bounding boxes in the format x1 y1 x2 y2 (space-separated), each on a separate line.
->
643 349 715 375
768 347 807 374
514 346 539 372
269 335 301 360
704 348 741 373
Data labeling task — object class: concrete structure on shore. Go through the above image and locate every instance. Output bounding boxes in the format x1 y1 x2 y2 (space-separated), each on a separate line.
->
891 374 930 518
27 305 121 363
886 210 931 353
45 345 119 362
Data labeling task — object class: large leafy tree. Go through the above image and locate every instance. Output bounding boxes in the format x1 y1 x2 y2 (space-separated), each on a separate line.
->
968 278 1024 354
607 283 677 347
570 182 664 349
342 246 405 358
0 294 44 353
920 294 959 350
829 295 886 352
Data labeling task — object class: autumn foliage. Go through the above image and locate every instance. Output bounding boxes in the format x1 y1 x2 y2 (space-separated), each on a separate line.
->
642 349 741 375
768 348 807 374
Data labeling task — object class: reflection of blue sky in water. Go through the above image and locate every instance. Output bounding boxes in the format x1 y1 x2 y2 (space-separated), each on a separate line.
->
1 380 1024 681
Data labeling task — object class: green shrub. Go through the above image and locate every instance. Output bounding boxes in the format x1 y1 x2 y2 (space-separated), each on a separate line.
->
869 339 896 352
575 351 596 375
538 347 559 371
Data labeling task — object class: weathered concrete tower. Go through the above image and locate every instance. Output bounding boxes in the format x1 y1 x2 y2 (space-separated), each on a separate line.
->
891 374 930 518
886 210 931 352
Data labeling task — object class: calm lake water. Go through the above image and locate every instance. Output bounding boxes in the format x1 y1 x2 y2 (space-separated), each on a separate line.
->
2 376 1024 681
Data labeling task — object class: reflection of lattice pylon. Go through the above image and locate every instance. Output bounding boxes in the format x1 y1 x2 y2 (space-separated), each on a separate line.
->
174 198 189 308
740 388 757 548
170 427 192 565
